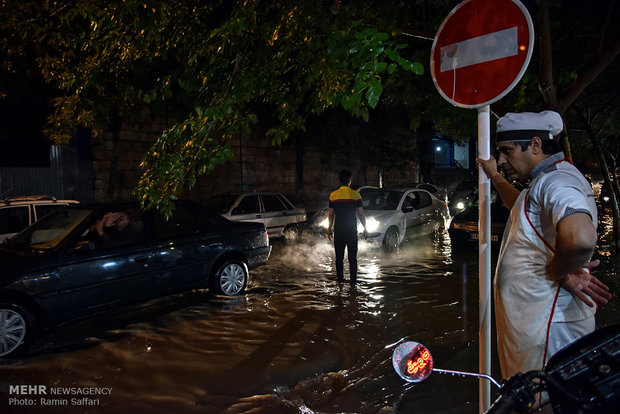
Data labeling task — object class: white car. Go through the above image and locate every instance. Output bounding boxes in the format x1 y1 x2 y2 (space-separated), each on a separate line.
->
313 187 450 250
205 192 307 240
0 195 79 242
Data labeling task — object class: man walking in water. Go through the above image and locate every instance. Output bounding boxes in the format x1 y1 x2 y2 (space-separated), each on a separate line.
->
327 170 367 285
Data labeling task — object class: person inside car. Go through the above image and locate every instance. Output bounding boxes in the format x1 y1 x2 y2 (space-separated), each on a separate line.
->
90 211 131 248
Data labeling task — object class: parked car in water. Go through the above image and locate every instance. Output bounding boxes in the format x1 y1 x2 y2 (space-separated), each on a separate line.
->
0 195 79 242
448 190 510 247
0 200 271 357
447 179 477 216
310 187 450 250
397 182 447 202
205 192 307 240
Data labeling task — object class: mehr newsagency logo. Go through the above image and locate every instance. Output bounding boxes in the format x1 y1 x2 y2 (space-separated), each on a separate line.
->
7 384 113 408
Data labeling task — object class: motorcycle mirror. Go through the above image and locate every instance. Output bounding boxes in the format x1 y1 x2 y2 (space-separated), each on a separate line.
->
392 341 501 388
392 341 434 383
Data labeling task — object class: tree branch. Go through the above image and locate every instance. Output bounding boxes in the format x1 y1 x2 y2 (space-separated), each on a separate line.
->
537 0 557 109
557 36 620 113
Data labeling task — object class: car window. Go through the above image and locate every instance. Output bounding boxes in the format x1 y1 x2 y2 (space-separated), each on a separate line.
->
418 191 432 209
362 190 403 210
232 195 260 214
69 207 146 251
204 194 239 214
0 206 31 234
455 180 475 191
34 203 69 221
404 193 420 210
276 194 295 210
153 204 197 240
262 194 287 212
7 207 93 250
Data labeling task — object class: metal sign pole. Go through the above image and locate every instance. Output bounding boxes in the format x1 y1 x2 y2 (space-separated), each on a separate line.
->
478 105 492 413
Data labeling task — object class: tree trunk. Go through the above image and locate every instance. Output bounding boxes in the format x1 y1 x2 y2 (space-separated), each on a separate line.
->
583 121 620 255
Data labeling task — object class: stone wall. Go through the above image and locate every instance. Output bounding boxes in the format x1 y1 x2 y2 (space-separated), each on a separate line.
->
91 110 421 212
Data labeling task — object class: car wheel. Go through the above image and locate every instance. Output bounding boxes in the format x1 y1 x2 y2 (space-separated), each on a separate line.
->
0 303 33 358
383 227 399 251
283 225 299 242
212 260 248 296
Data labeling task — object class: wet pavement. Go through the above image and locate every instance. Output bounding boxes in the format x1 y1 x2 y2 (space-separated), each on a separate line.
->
1 228 619 414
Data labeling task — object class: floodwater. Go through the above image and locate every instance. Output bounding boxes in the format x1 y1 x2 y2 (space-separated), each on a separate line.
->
2 227 619 414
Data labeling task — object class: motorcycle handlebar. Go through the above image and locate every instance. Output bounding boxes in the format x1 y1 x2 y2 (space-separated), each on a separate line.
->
484 371 545 414
486 393 518 414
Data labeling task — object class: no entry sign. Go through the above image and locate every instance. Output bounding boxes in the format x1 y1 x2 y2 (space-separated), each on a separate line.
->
430 0 534 108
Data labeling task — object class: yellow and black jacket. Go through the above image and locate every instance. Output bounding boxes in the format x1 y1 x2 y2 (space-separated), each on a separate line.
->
329 186 362 234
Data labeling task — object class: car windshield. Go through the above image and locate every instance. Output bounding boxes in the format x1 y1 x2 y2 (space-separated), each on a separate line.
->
4 207 94 250
361 189 404 211
469 190 502 206
204 194 239 214
454 180 475 191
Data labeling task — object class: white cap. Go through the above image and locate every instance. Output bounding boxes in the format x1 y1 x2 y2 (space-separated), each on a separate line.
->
496 110 563 142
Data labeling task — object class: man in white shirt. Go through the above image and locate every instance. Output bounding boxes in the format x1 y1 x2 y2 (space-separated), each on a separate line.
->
476 111 611 384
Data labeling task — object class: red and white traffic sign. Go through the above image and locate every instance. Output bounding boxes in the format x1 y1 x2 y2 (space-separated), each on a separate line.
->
430 0 534 108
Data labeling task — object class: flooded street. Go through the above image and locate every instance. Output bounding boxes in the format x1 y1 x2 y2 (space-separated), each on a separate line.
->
2 229 619 414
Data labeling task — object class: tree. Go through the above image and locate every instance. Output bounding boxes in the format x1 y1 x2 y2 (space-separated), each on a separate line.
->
1 0 433 216
535 0 620 252
568 64 620 252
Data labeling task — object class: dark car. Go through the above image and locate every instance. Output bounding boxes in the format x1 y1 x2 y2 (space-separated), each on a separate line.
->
448 179 477 216
0 200 271 357
448 191 510 247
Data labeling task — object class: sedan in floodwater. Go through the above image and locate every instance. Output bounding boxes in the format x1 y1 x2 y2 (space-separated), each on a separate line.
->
205 192 307 241
448 191 510 247
0 200 271 358
311 187 450 250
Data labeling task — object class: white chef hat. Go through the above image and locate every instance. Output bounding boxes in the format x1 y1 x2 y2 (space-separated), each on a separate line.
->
496 110 563 142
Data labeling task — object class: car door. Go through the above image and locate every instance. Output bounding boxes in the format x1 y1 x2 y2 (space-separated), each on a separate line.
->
260 193 290 238
53 206 153 319
148 203 222 294
402 191 425 236
414 190 437 233
229 194 265 228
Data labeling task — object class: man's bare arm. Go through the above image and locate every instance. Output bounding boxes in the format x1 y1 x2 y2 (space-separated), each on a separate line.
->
549 213 611 306
476 156 520 209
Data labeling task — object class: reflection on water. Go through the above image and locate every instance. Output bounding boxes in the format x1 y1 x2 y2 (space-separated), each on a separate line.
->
1 230 618 414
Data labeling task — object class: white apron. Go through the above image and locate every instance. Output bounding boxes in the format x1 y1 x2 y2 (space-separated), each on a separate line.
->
494 158 597 379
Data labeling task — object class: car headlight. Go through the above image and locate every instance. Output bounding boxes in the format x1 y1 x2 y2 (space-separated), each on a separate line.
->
456 201 465 210
359 217 380 233
319 217 329 229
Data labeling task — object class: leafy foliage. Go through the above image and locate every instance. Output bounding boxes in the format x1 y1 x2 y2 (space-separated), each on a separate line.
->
2 0 617 218
1 0 433 216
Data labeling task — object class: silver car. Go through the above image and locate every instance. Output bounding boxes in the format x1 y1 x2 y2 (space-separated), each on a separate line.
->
312 187 450 250
206 192 307 240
